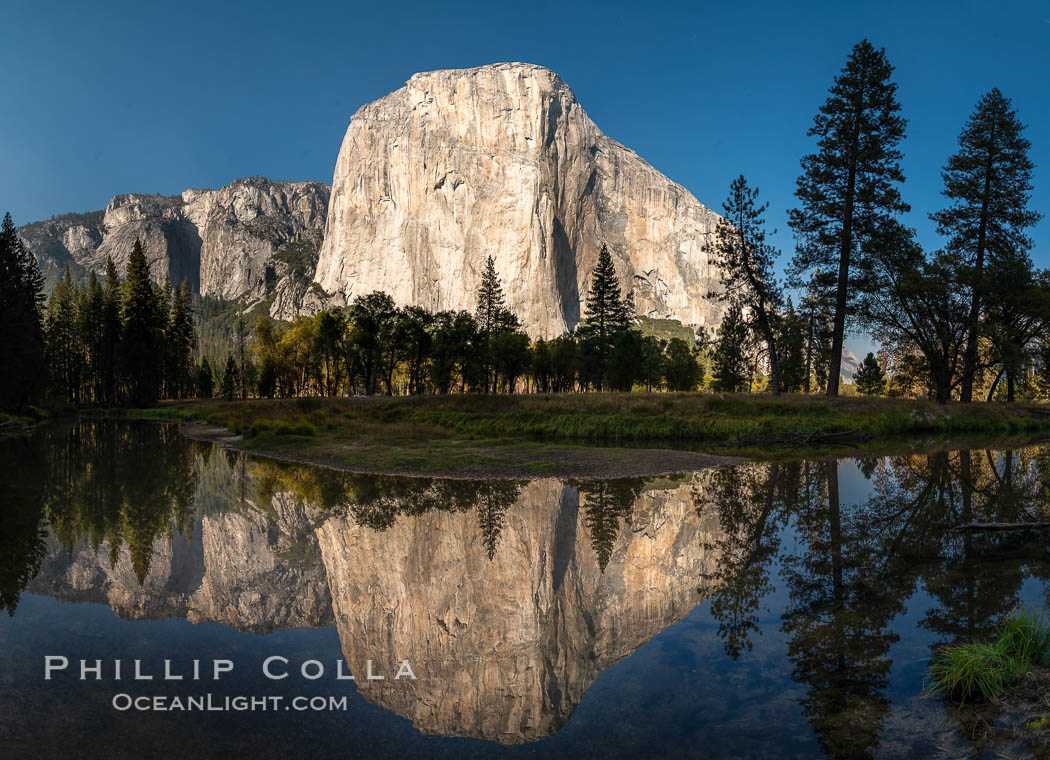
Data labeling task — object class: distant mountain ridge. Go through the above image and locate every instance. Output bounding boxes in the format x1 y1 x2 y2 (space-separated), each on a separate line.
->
19 176 330 318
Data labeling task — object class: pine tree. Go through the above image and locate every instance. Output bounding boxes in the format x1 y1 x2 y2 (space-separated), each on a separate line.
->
789 40 908 396
777 300 808 392
44 267 83 404
475 255 506 335
577 243 634 390
473 256 508 393
165 281 195 399
221 355 238 401
81 272 106 403
197 357 214 398
712 303 751 392
707 175 784 394
854 352 887 396
120 240 165 405
932 89 1041 402
101 258 122 404
0 212 45 409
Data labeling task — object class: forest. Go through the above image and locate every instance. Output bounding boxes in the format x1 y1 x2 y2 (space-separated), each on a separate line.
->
0 40 1045 411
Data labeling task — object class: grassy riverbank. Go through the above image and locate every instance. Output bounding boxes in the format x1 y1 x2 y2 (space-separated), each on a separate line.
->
88 392 1050 477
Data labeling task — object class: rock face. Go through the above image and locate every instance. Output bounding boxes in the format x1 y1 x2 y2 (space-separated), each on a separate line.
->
19 177 330 303
315 62 725 337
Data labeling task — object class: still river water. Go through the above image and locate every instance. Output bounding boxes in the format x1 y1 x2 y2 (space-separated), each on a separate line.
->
2 422 1050 759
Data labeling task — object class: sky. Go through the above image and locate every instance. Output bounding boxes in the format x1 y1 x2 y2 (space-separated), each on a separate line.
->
3 0 1049 355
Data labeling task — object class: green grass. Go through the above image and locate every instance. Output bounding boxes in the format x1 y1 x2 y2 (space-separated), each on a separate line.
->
80 392 1050 476
111 392 1050 449
926 607 1050 705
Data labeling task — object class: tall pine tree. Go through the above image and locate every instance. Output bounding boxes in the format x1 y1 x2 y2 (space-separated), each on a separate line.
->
932 89 1041 402
475 255 508 393
708 175 784 395
120 240 165 405
0 212 45 409
789 40 908 396
101 257 122 405
577 243 634 390
44 267 83 405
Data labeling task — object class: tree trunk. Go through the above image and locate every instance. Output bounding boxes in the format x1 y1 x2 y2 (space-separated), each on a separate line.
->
960 124 997 403
986 365 1004 401
827 119 861 397
804 315 814 394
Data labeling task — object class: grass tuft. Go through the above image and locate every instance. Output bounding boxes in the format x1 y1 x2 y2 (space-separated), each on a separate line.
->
926 607 1050 705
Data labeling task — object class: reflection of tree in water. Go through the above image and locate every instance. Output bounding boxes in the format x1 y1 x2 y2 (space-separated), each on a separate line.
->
476 482 519 560
578 479 643 572
0 436 47 614
253 460 523 558
700 462 786 659
780 460 905 760
43 422 196 583
920 449 1050 644
0 422 199 600
701 449 1050 760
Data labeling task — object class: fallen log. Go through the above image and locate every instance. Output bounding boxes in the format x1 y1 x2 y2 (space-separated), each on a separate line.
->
952 521 1050 532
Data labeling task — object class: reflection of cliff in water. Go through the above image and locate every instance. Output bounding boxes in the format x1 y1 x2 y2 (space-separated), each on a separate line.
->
316 474 720 743
10 423 720 743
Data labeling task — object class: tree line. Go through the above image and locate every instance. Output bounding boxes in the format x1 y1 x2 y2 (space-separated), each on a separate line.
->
712 39 1045 402
217 247 708 399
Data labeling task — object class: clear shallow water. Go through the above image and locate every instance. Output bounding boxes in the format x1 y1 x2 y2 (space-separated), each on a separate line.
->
2 422 1050 759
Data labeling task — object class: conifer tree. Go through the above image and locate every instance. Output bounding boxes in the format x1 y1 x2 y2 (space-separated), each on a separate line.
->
712 303 751 392
165 281 195 399
0 212 45 409
221 355 238 401
197 357 214 398
120 240 165 405
81 272 106 403
854 352 887 396
101 258 122 404
578 244 634 390
932 89 1041 402
475 255 506 335
708 175 784 394
789 40 908 396
475 256 511 393
44 267 82 404
777 300 808 393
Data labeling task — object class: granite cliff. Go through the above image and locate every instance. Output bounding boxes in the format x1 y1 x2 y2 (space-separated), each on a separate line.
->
315 62 724 337
22 64 724 335
19 177 330 313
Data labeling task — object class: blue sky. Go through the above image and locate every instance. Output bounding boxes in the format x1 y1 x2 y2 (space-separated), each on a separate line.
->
4 0 1049 335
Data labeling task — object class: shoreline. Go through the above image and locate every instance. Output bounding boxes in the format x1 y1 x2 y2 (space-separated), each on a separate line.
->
178 422 739 480
69 393 1050 479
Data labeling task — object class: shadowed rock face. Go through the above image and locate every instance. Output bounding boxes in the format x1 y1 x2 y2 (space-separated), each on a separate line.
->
315 62 726 338
19 177 330 303
315 475 720 743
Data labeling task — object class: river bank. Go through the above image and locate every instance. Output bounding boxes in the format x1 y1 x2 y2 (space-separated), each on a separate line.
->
83 392 1050 478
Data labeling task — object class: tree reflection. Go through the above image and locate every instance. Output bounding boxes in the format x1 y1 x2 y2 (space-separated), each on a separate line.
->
702 447 1050 759
252 459 524 558
578 479 643 572
0 436 47 614
0 422 199 603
